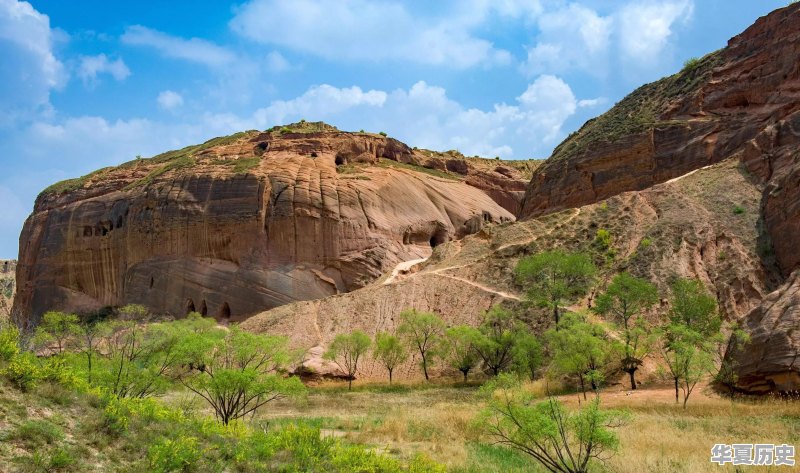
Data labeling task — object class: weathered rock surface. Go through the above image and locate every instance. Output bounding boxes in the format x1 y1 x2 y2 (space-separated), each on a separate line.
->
13 126 524 328
0 260 15 320
725 271 800 394
520 3 800 277
243 160 771 380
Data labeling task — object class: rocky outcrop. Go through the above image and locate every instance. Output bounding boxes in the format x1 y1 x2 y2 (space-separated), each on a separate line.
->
520 4 800 276
0 260 15 320
725 271 800 394
13 126 523 328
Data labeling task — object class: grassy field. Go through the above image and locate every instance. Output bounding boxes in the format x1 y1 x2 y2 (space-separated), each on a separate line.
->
255 380 799 473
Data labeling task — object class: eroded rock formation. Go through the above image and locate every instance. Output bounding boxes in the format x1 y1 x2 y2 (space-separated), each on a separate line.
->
13 126 525 327
725 271 800 394
0 260 15 320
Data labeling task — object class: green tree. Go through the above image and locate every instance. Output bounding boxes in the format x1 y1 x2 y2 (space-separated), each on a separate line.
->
179 326 304 424
325 331 371 390
660 278 722 407
480 375 628 473
76 320 111 384
373 332 407 384
472 306 523 376
397 309 444 380
34 311 79 355
594 273 659 390
546 314 615 399
515 251 597 327
512 331 544 381
118 304 149 320
443 325 480 382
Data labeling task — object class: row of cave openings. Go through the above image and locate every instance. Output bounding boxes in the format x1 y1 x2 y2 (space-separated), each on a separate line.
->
185 298 231 320
82 215 125 238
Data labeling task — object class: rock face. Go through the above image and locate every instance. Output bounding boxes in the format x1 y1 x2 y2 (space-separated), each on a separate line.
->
725 271 800 394
0 260 15 320
13 125 523 328
520 3 800 276
243 160 772 380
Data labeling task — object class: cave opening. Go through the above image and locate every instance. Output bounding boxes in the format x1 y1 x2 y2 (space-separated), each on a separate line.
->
199 300 208 316
219 302 231 319
186 298 196 314
335 155 346 166
149 276 154 289
429 230 448 248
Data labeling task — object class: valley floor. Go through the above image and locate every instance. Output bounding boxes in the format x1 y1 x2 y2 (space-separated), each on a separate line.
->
255 380 799 472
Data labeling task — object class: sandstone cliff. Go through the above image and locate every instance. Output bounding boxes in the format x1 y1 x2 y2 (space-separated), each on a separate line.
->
13 124 529 327
520 3 800 279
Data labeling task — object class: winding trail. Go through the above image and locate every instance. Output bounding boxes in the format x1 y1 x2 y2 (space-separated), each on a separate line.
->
435 273 521 301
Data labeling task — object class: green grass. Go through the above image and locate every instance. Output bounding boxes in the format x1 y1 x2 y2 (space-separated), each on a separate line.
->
232 157 261 174
550 50 723 161
39 167 113 196
124 155 196 190
5 419 64 448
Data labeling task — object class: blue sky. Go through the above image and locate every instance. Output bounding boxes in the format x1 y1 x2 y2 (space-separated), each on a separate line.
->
0 0 787 258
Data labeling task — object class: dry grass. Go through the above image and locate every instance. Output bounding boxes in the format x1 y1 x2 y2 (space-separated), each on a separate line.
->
253 379 799 472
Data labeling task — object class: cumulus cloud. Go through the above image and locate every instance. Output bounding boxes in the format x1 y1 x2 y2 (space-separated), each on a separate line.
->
522 0 694 76
157 90 184 110
230 0 512 68
618 0 693 63
121 25 236 67
77 54 130 85
250 76 583 158
0 0 66 124
523 3 612 76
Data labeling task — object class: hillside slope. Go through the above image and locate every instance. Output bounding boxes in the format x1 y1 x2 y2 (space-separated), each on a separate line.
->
243 159 772 381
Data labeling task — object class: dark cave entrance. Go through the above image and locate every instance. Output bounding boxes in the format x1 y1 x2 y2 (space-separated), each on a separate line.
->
335 155 346 166
219 302 231 319
199 300 208 316
185 298 196 314
429 230 448 248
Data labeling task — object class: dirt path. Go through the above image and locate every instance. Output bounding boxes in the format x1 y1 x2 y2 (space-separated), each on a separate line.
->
383 258 428 285
435 273 521 301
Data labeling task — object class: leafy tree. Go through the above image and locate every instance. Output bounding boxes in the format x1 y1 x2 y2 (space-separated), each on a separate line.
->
660 279 722 407
325 331 371 390
480 375 628 473
373 332 407 384
443 325 481 382
594 273 659 390
179 326 304 425
397 309 445 380
34 311 79 355
0 322 20 361
546 314 615 399
512 332 544 381
76 320 111 384
515 251 597 327
472 306 523 376
118 304 149 320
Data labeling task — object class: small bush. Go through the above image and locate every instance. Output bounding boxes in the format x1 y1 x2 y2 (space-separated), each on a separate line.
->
379 131 388 137
683 57 701 71
148 436 201 473
733 205 746 215
280 127 292 134
0 323 19 361
595 229 612 249
3 353 43 391
639 238 652 249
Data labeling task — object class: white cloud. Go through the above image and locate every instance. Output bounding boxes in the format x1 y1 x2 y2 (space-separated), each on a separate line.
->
265 51 290 72
78 54 130 85
157 90 183 110
230 0 512 68
250 76 580 158
618 0 693 63
0 0 66 124
521 1 694 76
523 4 612 76
121 25 235 67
